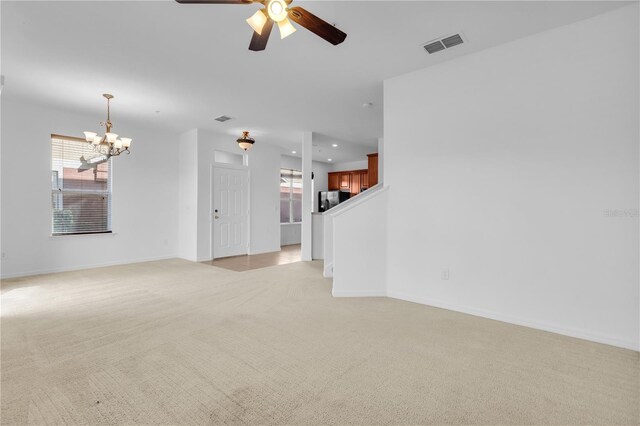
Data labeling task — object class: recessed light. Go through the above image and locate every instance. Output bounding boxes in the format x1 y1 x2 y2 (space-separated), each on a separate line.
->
332 144 338 148
327 158 333 162
291 151 297 154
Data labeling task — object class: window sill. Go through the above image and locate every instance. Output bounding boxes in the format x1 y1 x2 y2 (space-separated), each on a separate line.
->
280 222 302 226
49 232 117 240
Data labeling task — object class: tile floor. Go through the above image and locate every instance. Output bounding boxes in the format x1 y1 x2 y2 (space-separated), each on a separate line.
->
204 244 302 272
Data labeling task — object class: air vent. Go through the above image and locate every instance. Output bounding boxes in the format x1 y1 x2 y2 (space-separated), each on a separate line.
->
442 34 464 48
214 115 232 123
424 41 445 54
423 33 465 54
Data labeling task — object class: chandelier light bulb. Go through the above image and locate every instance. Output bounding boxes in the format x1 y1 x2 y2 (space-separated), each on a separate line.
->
278 17 296 39
267 0 288 23
114 139 123 149
105 133 118 143
92 136 103 145
121 138 132 148
246 9 268 35
84 131 97 142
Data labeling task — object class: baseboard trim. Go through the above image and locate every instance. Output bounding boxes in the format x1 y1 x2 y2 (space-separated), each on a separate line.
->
386 291 639 352
332 289 387 298
323 263 333 278
1 255 178 279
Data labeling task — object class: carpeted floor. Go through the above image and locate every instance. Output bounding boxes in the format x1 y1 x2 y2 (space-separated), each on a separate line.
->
1 259 638 425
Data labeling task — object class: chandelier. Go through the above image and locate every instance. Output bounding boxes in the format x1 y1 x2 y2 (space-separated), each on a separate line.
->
237 131 255 151
82 94 132 158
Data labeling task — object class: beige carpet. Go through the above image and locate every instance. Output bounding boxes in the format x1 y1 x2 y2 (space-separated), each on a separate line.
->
1 259 638 425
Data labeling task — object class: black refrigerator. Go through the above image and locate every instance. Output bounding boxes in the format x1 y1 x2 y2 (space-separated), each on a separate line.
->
318 190 350 212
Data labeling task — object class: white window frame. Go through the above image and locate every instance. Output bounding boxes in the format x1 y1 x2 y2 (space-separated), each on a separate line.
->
51 134 113 236
280 168 302 224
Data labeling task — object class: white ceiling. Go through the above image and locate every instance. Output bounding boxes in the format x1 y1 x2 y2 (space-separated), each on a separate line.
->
1 0 629 163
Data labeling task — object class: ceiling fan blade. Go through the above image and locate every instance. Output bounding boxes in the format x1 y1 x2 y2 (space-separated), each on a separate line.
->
287 6 347 46
249 18 274 51
175 0 255 4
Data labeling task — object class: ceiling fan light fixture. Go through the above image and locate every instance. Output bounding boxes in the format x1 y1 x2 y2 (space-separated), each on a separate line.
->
246 9 268 35
277 17 296 39
267 0 288 22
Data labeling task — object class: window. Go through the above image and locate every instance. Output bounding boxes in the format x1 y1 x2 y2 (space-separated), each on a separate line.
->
280 168 302 223
51 135 112 235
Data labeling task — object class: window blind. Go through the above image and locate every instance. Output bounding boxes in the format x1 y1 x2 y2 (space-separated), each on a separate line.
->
51 135 112 235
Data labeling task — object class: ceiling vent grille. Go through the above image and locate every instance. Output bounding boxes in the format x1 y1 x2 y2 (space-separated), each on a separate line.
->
214 115 232 123
423 33 465 54
424 40 445 54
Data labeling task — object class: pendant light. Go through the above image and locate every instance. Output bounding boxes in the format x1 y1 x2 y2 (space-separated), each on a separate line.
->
237 131 255 151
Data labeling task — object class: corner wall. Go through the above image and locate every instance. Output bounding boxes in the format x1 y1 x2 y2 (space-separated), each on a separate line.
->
1 98 180 277
384 5 639 349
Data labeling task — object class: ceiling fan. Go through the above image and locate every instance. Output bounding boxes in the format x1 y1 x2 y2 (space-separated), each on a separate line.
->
175 0 347 51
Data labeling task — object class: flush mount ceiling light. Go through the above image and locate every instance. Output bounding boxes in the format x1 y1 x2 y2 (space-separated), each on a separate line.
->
82 94 132 159
237 131 255 151
175 0 347 51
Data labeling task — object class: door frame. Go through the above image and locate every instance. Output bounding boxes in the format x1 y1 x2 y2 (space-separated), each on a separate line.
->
210 162 251 260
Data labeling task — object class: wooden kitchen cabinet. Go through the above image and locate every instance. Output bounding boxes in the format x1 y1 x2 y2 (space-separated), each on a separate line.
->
351 172 361 195
360 171 369 190
327 162 376 197
327 169 368 196
328 172 340 190
367 153 378 187
340 173 351 190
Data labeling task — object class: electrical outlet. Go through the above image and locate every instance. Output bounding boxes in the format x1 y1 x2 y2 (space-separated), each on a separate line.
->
441 268 450 280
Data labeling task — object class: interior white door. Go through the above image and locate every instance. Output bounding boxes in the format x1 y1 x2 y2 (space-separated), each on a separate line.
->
212 167 249 259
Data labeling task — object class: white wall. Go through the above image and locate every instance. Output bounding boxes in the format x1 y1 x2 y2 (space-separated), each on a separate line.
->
1 98 180 277
178 129 198 261
332 160 367 172
384 5 639 350
332 186 388 296
281 224 301 246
